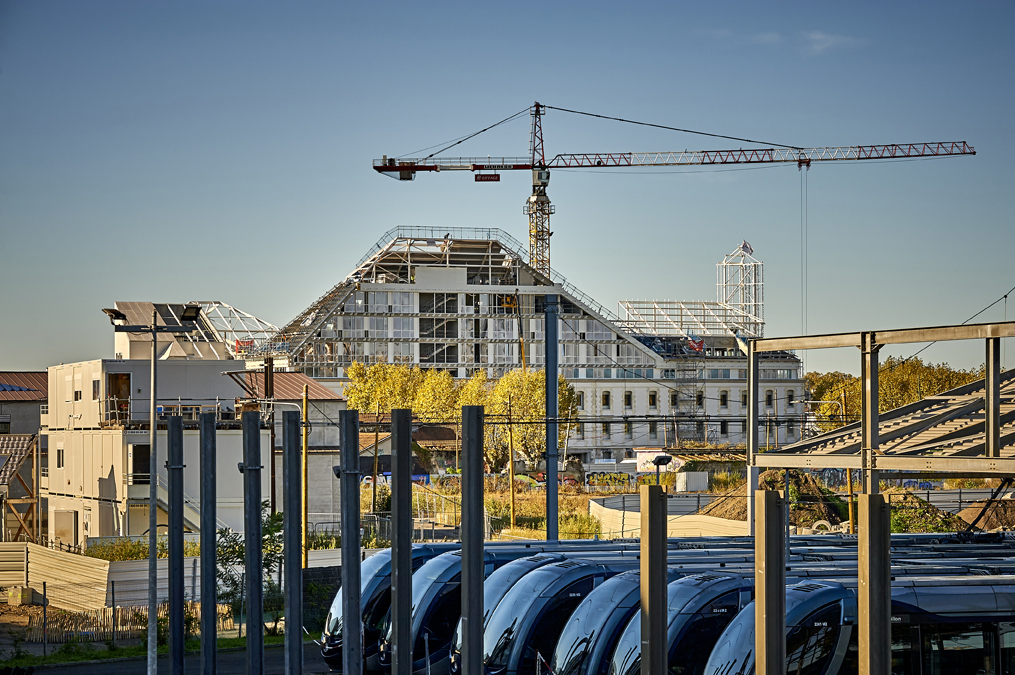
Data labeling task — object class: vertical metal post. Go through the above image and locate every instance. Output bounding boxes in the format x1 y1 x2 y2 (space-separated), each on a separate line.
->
461 406 485 675
640 484 666 675
858 493 891 675
111 580 116 648
755 490 786 675
168 416 185 675
42 581 47 656
302 385 309 569
267 358 276 514
545 294 559 540
200 412 217 675
746 340 760 535
284 411 305 675
242 410 264 675
339 410 362 675
148 307 159 675
987 337 1001 458
390 409 413 675
860 333 881 494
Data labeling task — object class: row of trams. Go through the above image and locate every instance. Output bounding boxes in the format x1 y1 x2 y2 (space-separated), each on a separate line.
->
320 534 1015 675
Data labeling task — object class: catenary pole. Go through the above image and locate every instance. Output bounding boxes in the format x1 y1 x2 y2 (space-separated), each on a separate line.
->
242 411 264 675
147 307 158 675
283 411 304 675
339 410 362 675
200 412 217 675
545 294 559 539
168 416 185 675
461 406 485 675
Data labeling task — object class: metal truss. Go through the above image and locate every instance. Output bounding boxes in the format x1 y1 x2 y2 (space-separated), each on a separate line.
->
195 301 279 358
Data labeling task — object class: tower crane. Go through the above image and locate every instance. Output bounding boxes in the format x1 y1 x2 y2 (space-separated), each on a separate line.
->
373 102 975 277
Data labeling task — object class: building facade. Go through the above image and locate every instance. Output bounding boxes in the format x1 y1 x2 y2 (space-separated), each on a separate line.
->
255 227 806 463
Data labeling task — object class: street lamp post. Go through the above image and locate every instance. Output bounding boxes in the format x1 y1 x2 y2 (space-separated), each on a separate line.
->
653 454 672 486
102 304 202 675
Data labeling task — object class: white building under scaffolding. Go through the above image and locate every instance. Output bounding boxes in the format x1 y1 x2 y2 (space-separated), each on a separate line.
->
255 228 804 462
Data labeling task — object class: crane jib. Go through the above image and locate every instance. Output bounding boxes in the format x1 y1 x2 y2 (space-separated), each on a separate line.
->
372 142 973 174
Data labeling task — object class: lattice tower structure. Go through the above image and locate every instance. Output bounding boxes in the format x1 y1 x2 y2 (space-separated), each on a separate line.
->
716 242 764 338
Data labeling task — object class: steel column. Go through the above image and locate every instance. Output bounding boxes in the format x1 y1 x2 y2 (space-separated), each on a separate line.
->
858 494 891 675
545 294 559 540
200 412 217 675
390 409 412 675
339 410 362 675
461 406 485 675
640 484 666 675
284 411 304 675
755 490 786 675
147 308 158 675
167 416 185 675
987 337 1001 458
747 340 760 535
860 332 881 494
242 410 264 675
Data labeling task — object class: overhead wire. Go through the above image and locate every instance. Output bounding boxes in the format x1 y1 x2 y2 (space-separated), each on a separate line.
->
398 107 530 160
543 105 803 150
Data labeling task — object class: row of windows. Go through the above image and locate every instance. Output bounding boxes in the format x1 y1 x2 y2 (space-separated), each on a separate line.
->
576 389 797 410
574 419 799 440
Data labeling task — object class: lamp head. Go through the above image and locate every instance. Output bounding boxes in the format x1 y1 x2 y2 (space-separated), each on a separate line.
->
102 308 128 326
179 304 202 322
652 454 673 467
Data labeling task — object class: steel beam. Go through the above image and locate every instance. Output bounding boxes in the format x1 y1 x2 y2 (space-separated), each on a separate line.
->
242 411 264 675
754 454 863 469
199 412 217 675
987 337 1001 458
640 485 667 675
461 406 485 675
747 341 759 535
754 320 1015 352
284 411 304 675
861 333 881 494
545 294 559 540
755 490 785 675
858 494 891 675
390 409 412 675
339 410 361 675
167 416 185 675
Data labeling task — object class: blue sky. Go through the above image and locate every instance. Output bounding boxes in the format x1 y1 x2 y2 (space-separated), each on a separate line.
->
2 1 1013 375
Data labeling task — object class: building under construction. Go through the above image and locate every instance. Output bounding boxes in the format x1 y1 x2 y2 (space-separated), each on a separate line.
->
254 227 804 461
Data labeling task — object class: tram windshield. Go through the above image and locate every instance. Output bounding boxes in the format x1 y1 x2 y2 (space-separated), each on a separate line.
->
324 550 392 635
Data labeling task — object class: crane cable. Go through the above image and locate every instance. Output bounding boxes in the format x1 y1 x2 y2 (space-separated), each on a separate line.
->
398 107 530 161
543 104 803 150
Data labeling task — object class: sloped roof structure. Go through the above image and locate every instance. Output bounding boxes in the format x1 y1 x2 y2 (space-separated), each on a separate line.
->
243 371 343 401
0 373 47 402
769 370 1015 464
0 435 36 487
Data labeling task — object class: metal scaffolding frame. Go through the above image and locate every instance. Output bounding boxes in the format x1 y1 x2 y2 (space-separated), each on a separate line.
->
746 319 1015 675
196 301 279 358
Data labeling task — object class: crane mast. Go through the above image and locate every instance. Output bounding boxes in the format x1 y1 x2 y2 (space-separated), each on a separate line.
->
524 103 554 276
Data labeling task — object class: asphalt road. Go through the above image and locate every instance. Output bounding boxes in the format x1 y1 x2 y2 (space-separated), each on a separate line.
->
43 642 331 674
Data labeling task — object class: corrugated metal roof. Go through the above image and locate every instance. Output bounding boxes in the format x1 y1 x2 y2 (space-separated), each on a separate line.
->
0 435 35 486
244 371 343 401
0 373 47 402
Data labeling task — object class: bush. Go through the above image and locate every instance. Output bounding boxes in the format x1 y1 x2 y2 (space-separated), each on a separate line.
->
85 536 200 561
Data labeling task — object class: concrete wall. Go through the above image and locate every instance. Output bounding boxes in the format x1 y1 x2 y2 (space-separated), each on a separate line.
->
0 400 42 435
272 450 343 526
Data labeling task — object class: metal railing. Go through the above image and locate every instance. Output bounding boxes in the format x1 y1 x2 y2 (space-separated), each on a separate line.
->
125 473 231 530
99 398 237 425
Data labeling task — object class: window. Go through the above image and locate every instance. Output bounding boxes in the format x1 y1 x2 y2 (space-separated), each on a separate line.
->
719 391 728 408
392 317 414 338
57 447 65 469
602 449 613 460
602 422 611 438
720 420 729 436
765 390 774 407
787 390 795 406
576 392 585 410
92 380 100 401
575 423 584 439
670 392 678 407
368 317 388 336
624 391 633 409
419 318 458 339
420 343 458 364
648 391 657 409
696 392 704 408
649 421 658 439
742 391 748 407
624 422 633 439
602 391 611 409
662 369 675 379
391 292 413 313
787 421 796 439
0 422 9 435
73 389 82 402
419 292 458 314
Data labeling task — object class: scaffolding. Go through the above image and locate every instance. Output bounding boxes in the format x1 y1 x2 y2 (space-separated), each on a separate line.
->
196 301 279 358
